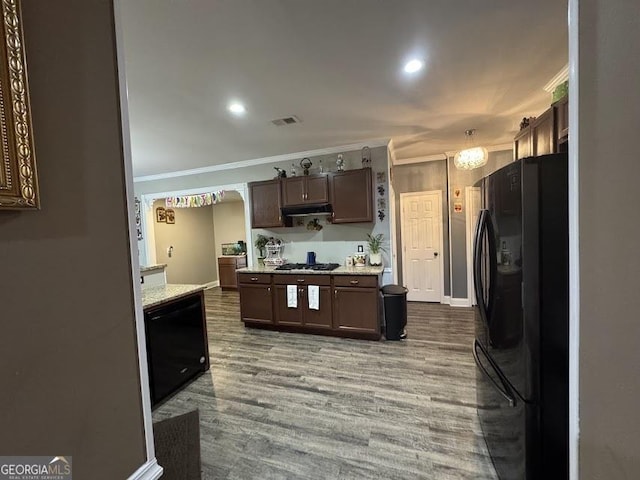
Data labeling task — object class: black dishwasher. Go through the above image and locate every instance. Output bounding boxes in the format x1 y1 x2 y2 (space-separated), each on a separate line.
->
144 293 209 406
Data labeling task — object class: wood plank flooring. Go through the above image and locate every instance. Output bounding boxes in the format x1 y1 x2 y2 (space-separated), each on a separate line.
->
152 288 497 480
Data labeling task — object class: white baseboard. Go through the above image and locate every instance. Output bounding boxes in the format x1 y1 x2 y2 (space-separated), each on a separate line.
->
128 459 163 480
203 280 220 289
450 297 471 307
442 296 451 305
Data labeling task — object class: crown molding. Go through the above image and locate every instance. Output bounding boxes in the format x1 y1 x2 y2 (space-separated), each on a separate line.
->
393 153 447 166
544 63 569 93
134 138 390 183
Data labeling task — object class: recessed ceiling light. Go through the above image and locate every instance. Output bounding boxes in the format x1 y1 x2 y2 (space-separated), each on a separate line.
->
228 102 246 115
403 59 424 74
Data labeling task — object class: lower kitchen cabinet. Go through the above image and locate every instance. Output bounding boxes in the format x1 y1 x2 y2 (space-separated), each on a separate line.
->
274 284 332 329
239 272 381 339
273 274 332 329
238 274 273 324
218 256 247 290
333 286 379 334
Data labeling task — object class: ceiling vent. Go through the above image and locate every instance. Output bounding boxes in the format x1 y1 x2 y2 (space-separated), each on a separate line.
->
271 115 301 126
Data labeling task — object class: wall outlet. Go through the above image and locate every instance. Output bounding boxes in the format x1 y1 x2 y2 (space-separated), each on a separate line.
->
357 245 364 253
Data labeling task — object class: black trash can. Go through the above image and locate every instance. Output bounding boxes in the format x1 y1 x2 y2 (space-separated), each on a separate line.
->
381 284 408 340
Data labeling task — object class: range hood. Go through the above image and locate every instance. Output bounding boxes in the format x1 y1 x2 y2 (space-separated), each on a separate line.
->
281 203 333 217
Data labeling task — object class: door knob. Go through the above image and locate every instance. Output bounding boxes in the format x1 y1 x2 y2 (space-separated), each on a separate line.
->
434 252 439 257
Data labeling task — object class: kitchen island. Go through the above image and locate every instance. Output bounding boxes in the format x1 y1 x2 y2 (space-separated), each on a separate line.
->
142 284 209 406
236 265 384 340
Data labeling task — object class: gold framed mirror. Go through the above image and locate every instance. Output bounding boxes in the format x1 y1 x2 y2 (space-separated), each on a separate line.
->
0 0 39 210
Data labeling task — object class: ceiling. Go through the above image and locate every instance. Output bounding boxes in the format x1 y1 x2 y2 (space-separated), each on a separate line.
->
120 0 568 177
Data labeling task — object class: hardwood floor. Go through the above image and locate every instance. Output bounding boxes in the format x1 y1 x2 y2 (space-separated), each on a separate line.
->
152 288 497 480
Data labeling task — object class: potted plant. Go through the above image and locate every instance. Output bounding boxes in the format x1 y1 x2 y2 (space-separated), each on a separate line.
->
255 234 269 265
367 233 385 266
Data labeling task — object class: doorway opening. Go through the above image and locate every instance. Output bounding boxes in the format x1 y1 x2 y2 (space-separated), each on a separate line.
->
140 184 252 287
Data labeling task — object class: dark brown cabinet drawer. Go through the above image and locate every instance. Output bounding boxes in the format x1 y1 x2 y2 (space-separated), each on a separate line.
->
273 274 331 286
238 273 272 285
333 275 378 288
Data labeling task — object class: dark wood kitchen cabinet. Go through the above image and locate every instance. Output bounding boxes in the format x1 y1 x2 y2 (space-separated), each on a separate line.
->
531 108 556 157
553 95 569 145
218 256 247 290
273 275 332 329
514 95 569 158
282 175 329 206
239 272 381 339
329 168 373 223
249 179 283 228
237 273 273 324
514 125 533 160
332 275 379 335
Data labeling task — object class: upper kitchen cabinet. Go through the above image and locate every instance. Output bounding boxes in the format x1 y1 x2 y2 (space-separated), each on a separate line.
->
282 175 329 206
553 95 569 146
514 124 533 160
532 108 556 157
514 96 569 159
249 179 284 228
329 168 373 223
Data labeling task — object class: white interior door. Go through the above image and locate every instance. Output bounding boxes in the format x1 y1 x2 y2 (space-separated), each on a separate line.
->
466 186 482 306
401 191 443 302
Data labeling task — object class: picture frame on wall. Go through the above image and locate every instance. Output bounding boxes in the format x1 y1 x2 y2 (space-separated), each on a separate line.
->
156 207 166 223
166 209 175 224
0 0 39 210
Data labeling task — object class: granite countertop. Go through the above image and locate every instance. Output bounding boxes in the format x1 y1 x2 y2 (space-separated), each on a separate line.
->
140 264 167 274
236 265 384 276
142 284 204 309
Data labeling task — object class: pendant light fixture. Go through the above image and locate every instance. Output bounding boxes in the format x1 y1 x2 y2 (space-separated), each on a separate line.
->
454 129 488 170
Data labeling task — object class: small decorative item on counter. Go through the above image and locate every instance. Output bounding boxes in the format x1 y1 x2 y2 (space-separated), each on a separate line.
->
306 218 323 231
255 234 269 261
290 163 297 176
378 210 385 221
361 146 371 167
353 253 367 267
345 256 353 267
367 233 385 266
274 167 287 178
377 185 385 196
300 157 312 175
264 237 286 267
336 154 345 171
319 159 323 173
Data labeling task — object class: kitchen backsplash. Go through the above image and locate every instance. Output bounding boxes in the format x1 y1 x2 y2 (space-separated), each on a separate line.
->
252 222 391 266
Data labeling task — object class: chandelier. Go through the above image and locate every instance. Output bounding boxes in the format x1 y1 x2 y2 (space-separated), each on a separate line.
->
454 129 488 170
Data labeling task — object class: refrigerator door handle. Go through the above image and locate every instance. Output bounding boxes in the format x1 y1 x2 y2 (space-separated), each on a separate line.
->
473 210 489 321
473 339 516 407
484 213 498 318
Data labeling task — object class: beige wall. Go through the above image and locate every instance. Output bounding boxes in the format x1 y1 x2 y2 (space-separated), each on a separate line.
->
212 201 247 260
577 0 640 477
154 201 217 285
0 1 146 478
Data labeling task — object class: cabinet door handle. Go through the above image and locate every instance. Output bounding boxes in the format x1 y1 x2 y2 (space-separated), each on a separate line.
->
334 289 338 299
267 287 271 292
251 277 258 281
349 280 359 285
297 279 305 283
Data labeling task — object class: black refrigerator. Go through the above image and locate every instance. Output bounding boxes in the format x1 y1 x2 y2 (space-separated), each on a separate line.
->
472 153 568 479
